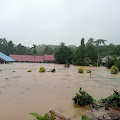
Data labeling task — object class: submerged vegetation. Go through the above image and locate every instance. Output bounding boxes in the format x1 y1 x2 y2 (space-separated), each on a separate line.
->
29 112 55 120
64 61 70 69
100 90 120 109
51 69 56 72
78 67 84 73
111 65 119 74
39 67 46 72
27 70 32 72
72 88 95 106
82 115 94 120
87 70 91 73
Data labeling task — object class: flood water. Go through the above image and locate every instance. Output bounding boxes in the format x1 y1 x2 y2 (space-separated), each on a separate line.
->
0 63 120 120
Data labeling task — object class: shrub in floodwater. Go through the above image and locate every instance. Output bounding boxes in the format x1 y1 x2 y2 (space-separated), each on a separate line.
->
51 69 56 72
29 112 55 120
82 115 94 120
72 88 95 106
27 70 32 72
39 67 46 72
100 90 120 109
0 69 2 72
111 65 119 74
87 70 91 73
78 67 84 73
64 61 70 69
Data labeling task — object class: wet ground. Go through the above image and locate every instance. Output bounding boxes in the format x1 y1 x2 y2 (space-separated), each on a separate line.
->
0 63 120 120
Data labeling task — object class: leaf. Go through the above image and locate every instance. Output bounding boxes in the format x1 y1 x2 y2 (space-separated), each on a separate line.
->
29 113 43 120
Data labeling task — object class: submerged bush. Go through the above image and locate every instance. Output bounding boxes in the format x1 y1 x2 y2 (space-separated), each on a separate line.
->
72 88 95 106
27 70 32 72
78 67 84 73
111 65 119 74
100 90 120 109
29 112 55 120
64 61 70 69
51 69 56 72
39 67 46 72
87 70 91 73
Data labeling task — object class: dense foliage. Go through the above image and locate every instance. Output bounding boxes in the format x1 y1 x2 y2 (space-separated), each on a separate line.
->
100 90 120 109
72 88 95 106
54 42 73 64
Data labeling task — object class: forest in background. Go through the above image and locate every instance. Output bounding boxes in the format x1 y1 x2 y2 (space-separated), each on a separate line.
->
0 38 120 67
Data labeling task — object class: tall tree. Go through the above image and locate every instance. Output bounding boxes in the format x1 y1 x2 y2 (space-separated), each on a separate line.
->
43 46 53 55
31 44 37 62
86 38 97 64
55 42 72 64
94 39 107 66
73 38 86 65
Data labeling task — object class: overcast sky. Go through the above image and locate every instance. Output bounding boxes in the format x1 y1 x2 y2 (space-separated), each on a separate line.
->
0 0 120 47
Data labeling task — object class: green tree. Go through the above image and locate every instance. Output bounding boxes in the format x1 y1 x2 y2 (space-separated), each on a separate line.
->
31 44 37 62
55 42 72 64
73 38 86 65
94 39 107 66
43 46 53 55
86 39 97 64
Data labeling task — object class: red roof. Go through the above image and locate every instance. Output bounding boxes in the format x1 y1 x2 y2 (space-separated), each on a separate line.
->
44 55 55 61
9 55 44 62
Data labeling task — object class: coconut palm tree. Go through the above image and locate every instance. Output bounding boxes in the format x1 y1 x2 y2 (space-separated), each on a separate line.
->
31 44 37 63
94 39 107 66
94 39 107 46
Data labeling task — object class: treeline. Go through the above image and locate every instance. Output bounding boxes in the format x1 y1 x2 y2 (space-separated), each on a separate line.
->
55 38 120 66
0 38 120 66
0 38 76 56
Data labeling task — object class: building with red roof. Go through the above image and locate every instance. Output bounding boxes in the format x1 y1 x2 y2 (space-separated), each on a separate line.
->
9 54 55 63
44 55 55 63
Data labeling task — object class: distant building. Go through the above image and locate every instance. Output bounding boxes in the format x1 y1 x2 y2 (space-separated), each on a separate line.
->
0 52 15 64
44 55 55 63
9 54 55 63
9 55 44 63
101 57 108 66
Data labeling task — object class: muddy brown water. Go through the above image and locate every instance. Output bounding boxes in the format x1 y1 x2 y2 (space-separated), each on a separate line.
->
0 63 120 120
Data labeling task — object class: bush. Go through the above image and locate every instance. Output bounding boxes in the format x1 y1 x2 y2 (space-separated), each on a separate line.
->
115 59 120 71
64 61 70 69
0 69 2 72
29 112 55 120
106 57 116 69
39 67 46 72
27 70 32 72
87 70 91 73
100 90 120 109
72 88 95 106
82 115 94 120
111 65 119 74
78 67 84 73
93 62 97 67
51 69 56 72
